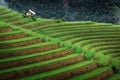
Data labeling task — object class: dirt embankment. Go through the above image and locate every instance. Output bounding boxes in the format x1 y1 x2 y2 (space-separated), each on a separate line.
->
0 49 76 80
13 20 31 26
0 39 42 49
0 48 73 69
43 62 98 80
0 33 27 41
0 14 18 20
0 44 60 59
87 69 114 80
0 27 12 33
0 11 11 15
23 21 57 29
5 18 22 23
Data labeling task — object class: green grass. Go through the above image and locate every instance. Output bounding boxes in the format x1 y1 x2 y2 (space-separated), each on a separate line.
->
106 74 120 80
0 42 54 53
2 15 22 21
73 37 120 45
0 30 22 36
47 30 120 37
0 54 81 74
10 19 31 25
31 21 116 31
0 12 18 18
69 67 111 80
0 21 9 28
0 9 11 13
18 60 94 80
21 19 56 27
0 6 120 80
0 47 67 63
0 36 40 44
42 27 119 34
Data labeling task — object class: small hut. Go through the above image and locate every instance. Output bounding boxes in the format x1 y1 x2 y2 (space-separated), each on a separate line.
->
23 10 36 21
25 10 36 16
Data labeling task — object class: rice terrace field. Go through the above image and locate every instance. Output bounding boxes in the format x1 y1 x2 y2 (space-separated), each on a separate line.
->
0 6 120 80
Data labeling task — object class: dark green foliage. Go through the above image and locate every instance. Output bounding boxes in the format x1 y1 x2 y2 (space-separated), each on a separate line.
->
73 45 82 53
23 14 37 21
84 50 95 60
48 38 61 44
61 41 72 49
111 66 119 73
12 26 20 30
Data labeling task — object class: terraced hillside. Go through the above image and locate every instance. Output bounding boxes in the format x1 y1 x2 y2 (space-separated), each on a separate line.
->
0 6 120 80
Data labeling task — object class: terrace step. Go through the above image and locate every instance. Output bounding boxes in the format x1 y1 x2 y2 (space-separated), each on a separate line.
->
106 74 120 80
0 38 42 49
31 21 94 31
0 22 13 33
22 21 57 29
0 10 12 15
12 20 32 26
0 48 73 69
0 48 66 63
0 7 5 10
49 31 120 38
0 13 31 26
0 13 18 20
69 67 113 80
87 69 113 80
1 15 22 22
0 42 60 58
0 8 11 13
0 33 27 41
18 60 97 80
5 17 22 23
0 36 41 44
0 27 13 33
0 54 83 80
0 14 34 26
0 7 10 11
71 37 120 44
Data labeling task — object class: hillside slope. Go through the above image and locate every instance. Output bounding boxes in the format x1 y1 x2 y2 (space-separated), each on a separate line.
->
0 6 120 80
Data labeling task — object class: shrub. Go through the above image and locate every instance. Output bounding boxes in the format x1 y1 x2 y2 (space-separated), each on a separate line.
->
111 65 119 73
84 50 95 60
41 35 47 41
98 56 110 67
48 38 61 44
57 18 66 23
59 18 66 22
61 41 72 49
73 45 82 53
12 26 20 30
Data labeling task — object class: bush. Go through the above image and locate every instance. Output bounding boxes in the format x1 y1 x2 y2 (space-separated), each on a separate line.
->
73 45 82 53
48 38 61 44
57 18 66 23
84 50 95 60
98 56 110 66
111 65 119 73
59 18 66 22
41 35 47 41
12 26 20 30
61 41 72 49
